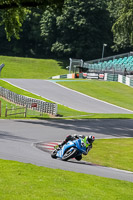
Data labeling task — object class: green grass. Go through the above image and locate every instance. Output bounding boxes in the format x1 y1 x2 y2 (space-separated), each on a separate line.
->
0 56 68 79
83 138 133 172
58 80 133 111
0 159 133 200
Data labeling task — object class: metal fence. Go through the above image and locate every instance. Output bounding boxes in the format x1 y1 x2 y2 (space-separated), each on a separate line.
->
0 87 57 116
85 51 133 64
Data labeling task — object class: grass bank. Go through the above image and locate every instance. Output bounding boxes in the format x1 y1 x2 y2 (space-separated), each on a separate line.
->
0 159 133 200
0 56 68 79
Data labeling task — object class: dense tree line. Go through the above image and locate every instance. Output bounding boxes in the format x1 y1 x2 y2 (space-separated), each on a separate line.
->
108 0 133 50
0 0 132 60
0 0 64 40
40 0 113 60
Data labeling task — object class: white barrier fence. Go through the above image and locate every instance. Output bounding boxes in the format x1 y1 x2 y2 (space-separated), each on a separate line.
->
51 73 75 79
118 75 133 87
104 73 133 87
0 87 57 116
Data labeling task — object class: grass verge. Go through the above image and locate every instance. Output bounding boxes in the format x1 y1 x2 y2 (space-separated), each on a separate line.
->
0 159 133 200
83 138 133 172
58 80 133 111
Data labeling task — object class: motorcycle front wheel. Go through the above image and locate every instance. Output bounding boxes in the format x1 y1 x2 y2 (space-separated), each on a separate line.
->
75 155 82 161
62 148 77 161
51 150 57 159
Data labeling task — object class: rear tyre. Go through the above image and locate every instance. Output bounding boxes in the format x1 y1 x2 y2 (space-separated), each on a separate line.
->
62 148 77 161
51 150 57 159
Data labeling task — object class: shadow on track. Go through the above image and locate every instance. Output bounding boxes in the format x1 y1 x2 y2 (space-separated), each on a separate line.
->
16 119 133 138
0 131 36 143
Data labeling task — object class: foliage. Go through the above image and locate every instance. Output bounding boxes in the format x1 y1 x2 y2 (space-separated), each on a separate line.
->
0 0 132 57
108 0 133 50
0 7 29 41
0 0 64 9
0 9 49 58
41 0 113 60
0 0 64 41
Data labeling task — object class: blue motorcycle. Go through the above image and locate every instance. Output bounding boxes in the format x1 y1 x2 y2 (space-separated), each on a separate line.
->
51 138 87 161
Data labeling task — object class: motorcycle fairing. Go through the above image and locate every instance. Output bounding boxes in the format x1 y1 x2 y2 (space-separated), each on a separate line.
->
56 138 86 159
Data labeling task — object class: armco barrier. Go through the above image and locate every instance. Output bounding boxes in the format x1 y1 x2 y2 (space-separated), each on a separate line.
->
51 73 104 80
79 73 83 78
107 74 118 81
130 79 133 87
51 73 75 79
0 87 57 115
60 74 67 79
122 76 126 84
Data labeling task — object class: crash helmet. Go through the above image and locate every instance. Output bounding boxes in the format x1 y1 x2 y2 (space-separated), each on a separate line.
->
87 135 95 143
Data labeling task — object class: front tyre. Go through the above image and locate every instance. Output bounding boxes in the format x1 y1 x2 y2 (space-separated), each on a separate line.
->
75 155 82 161
51 150 57 159
62 148 77 161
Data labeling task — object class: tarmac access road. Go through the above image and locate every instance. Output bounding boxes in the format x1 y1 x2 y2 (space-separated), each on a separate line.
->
0 119 133 182
3 79 133 114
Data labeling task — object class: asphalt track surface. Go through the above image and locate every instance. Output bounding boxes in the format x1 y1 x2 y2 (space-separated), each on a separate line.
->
3 78 133 114
0 119 133 182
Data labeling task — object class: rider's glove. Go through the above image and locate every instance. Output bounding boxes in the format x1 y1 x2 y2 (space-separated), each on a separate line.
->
86 145 92 152
83 151 87 155
73 134 79 139
81 141 85 147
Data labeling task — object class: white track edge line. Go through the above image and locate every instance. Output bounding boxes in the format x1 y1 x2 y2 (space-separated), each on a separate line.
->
53 81 133 113
2 79 89 112
2 79 133 113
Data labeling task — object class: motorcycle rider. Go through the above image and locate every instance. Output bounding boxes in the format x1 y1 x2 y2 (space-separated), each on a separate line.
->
58 134 95 161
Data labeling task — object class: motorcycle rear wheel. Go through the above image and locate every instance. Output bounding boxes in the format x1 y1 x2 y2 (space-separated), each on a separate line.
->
62 148 77 161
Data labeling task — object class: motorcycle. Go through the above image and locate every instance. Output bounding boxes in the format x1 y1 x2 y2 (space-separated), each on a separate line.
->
51 138 87 161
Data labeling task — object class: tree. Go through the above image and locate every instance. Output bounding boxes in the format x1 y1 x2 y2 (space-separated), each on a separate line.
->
0 1 64 9
0 8 52 58
108 0 133 50
41 0 113 60
0 0 64 40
